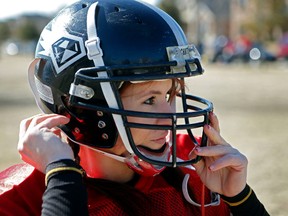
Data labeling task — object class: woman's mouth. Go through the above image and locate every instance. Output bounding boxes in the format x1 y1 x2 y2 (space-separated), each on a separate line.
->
152 136 167 145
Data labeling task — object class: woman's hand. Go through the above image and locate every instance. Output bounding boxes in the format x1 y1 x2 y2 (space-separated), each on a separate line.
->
192 112 248 197
18 114 74 173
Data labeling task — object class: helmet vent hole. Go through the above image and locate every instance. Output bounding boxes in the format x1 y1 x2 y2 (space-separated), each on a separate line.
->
97 111 103 116
135 17 143 24
98 121 106 129
114 6 120 12
102 133 109 140
81 4 87 9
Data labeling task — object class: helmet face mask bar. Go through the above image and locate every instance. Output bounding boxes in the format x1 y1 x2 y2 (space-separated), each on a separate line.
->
65 59 213 168
28 0 214 172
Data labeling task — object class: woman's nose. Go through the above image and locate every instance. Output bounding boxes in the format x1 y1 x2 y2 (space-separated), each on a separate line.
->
156 101 175 125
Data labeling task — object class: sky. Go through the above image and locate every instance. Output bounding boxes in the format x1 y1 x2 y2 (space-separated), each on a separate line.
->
0 0 157 21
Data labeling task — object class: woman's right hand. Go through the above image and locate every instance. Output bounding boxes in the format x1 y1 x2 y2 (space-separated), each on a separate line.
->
192 112 248 197
18 114 74 173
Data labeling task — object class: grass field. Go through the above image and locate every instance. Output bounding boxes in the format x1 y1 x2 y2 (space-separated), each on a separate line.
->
0 55 287 215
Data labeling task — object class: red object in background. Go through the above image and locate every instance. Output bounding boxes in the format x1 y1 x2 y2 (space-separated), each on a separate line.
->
278 33 288 58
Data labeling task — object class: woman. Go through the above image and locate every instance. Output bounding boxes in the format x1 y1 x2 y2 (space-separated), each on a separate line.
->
0 0 269 215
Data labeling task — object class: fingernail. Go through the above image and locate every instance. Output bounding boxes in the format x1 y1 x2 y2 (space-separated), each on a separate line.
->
209 165 215 171
195 147 201 152
205 125 211 130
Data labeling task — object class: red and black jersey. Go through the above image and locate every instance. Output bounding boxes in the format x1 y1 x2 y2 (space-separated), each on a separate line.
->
0 163 230 216
0 134 268 215
0 164 45 216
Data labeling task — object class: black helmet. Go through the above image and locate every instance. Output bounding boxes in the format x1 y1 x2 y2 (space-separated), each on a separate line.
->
28 0 212 172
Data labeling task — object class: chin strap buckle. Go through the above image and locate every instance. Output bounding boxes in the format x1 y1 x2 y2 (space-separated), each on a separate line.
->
182 174 221 207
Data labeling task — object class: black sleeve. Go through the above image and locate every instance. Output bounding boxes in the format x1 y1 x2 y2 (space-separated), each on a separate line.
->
221 184 270 216
41 159 89 216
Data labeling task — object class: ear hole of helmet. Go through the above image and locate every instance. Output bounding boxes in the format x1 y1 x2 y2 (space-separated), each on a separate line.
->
58 96 118 149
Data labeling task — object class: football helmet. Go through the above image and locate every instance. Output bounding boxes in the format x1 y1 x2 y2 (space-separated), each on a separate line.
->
28 0 213 175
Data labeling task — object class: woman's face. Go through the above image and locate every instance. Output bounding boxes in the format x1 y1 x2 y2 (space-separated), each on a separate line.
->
114 79 175 155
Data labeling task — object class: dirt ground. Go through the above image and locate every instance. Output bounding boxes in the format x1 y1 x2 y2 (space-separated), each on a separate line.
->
0 55 287 215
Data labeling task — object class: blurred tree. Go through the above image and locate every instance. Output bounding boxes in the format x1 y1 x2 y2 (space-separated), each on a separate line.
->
15 21 39 42
0 22 10 44
242 0 288 41
268 0 288 32
157 0 187 32
158 0 288 43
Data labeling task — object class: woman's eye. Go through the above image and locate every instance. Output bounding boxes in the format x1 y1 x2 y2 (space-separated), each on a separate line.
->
166 94 170 102
166 93 172 103
144 97 155 105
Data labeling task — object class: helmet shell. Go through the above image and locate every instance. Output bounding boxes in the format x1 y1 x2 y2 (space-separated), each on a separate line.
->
29 0 190 148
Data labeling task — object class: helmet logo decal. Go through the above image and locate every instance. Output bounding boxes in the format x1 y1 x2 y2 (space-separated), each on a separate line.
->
38 28 86 74
51 37 85 74
166 45 201 74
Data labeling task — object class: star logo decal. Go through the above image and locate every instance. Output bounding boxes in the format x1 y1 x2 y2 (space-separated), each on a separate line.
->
37 28 86 74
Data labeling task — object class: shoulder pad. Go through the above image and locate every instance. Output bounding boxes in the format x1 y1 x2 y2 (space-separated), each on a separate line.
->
0 163 34 195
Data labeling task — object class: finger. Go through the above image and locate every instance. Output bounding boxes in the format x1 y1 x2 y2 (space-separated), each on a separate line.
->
18 114 69 150
204 124 226 145
192 145 244 175
35 114 70 130
51 128 63 137
19 114 44 139
209 152 248 172
209 112 220 133
194 145 237 157
19 119 30 140
29 114 65 128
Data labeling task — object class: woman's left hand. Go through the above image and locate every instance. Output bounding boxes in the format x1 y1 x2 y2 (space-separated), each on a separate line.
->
192 112 248 197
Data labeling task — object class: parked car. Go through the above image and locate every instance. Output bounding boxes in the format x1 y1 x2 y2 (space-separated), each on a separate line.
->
278 33 288 60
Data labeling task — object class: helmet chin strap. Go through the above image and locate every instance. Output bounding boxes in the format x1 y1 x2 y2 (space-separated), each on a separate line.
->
72 137 167 177
182 174 221 208
125 155 166 177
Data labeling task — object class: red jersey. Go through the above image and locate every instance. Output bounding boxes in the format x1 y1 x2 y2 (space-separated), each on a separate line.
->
0 134 230 215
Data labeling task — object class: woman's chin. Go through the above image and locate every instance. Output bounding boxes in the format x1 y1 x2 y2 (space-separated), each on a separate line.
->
137 143 167 155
